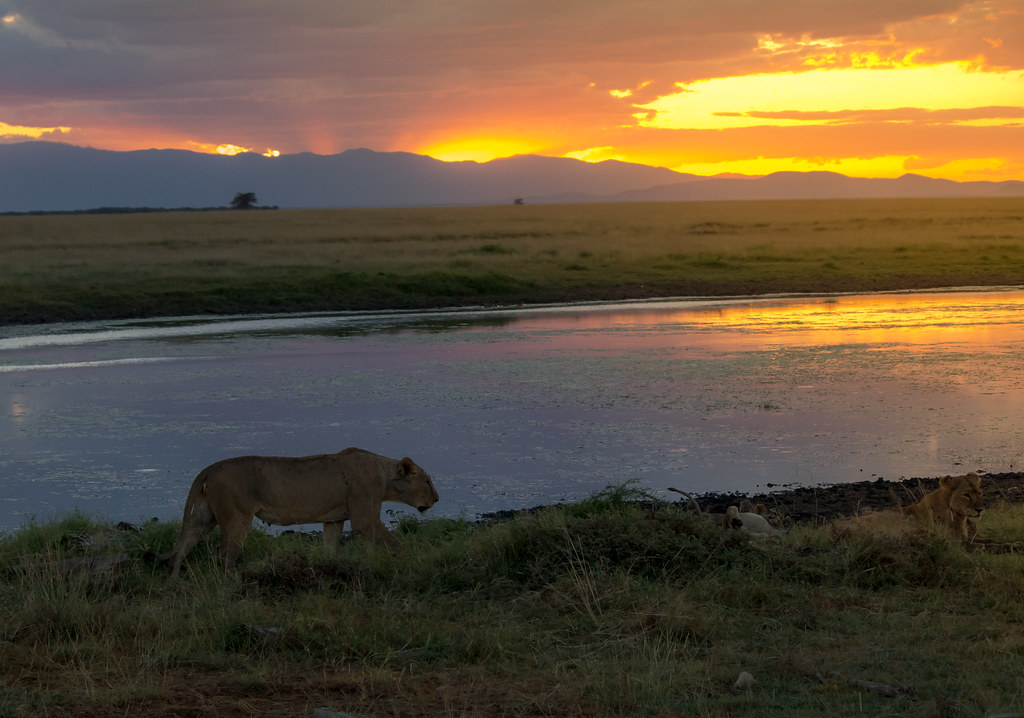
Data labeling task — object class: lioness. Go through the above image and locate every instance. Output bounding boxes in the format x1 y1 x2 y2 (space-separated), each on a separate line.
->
667 487 741 529
830 473 983 541
725 505 784 537
900 472 983 540
163 448 439 576
668 488 787 535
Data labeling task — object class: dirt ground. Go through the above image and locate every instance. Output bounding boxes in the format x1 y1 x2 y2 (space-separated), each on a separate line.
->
686 471 1024 525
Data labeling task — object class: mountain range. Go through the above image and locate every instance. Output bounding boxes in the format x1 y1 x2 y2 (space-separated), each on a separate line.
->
2 141 1023 213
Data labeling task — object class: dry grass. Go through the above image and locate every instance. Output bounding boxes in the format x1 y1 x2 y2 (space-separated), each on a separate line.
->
3 485 1024 716
2 197 1024 324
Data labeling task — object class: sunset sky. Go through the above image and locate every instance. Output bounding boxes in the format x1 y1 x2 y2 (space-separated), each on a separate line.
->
2 0 1022 181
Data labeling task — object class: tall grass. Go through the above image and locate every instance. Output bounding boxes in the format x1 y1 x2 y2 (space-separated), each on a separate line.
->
2 197 1023 323
3 490 1024 715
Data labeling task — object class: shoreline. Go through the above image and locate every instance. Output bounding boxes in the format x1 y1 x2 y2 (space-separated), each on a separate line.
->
5 282 1023 334
5 471 1020 538
480 471 1024 527
689 471 1024 525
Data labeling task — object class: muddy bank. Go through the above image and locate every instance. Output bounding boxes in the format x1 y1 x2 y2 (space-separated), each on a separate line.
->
683 472 1024 525
480 472 1024 526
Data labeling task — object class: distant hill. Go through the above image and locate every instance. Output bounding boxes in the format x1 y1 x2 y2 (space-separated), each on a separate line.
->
582 171 1024 203
2 141 1022 213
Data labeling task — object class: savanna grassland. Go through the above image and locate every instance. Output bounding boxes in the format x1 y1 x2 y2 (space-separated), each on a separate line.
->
5 198 1024 717
3 483 1024 718
2 197 1024 324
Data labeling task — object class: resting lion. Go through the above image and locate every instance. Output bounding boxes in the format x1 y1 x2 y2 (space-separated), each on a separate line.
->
900 472 983 540
725 505 784 537
667 487 740 529
163 448 439 576
668 488 787 535
830 473 983 541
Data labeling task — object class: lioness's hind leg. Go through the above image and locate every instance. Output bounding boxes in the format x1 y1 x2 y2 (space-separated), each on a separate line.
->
167 499 217 577
218 515 253 571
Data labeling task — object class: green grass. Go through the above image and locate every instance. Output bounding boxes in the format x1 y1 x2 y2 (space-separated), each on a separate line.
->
3 485 1024 716
2 197 1024 324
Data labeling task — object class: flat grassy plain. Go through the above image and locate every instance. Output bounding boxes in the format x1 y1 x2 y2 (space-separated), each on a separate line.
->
3 197 1024 324
3 484 1024 717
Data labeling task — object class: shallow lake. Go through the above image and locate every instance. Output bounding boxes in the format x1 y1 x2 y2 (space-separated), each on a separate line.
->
2 288 1024 532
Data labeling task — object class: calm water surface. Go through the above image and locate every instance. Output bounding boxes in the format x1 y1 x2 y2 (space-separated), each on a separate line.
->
2 289 1023 531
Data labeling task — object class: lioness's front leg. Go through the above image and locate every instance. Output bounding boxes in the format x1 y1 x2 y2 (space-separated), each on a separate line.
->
350 514 401 550
323 521 344 550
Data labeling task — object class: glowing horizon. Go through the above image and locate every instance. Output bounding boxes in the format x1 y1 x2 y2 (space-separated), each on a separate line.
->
418 136 549 163
2 1 1022 182
418 60 1024 181
212 144 281 157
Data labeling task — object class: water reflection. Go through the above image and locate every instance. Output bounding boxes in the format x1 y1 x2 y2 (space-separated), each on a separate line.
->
491 291 1024 352
1 289 1023 531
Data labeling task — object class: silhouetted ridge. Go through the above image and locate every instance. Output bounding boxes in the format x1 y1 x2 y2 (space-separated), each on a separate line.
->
2 141 1022 213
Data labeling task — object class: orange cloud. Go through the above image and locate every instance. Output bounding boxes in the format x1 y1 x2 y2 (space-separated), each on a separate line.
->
0 120 71 140
634 64 1024 130
719 107 1024 124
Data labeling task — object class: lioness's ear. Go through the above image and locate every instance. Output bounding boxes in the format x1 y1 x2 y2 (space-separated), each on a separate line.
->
399 457 414 476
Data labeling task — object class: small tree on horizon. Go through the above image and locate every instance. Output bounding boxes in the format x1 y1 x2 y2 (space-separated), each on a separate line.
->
230 192 258 209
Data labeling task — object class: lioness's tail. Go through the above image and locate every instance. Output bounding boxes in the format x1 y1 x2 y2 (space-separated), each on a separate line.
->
667 487 702 514
180 470 211 521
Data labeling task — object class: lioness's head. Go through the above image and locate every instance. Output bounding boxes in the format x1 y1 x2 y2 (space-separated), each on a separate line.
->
943 472 984 519
393 457 440 513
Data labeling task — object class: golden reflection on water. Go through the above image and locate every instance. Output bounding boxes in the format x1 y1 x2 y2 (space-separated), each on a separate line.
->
695 292 1020 349
520 290 1024 354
